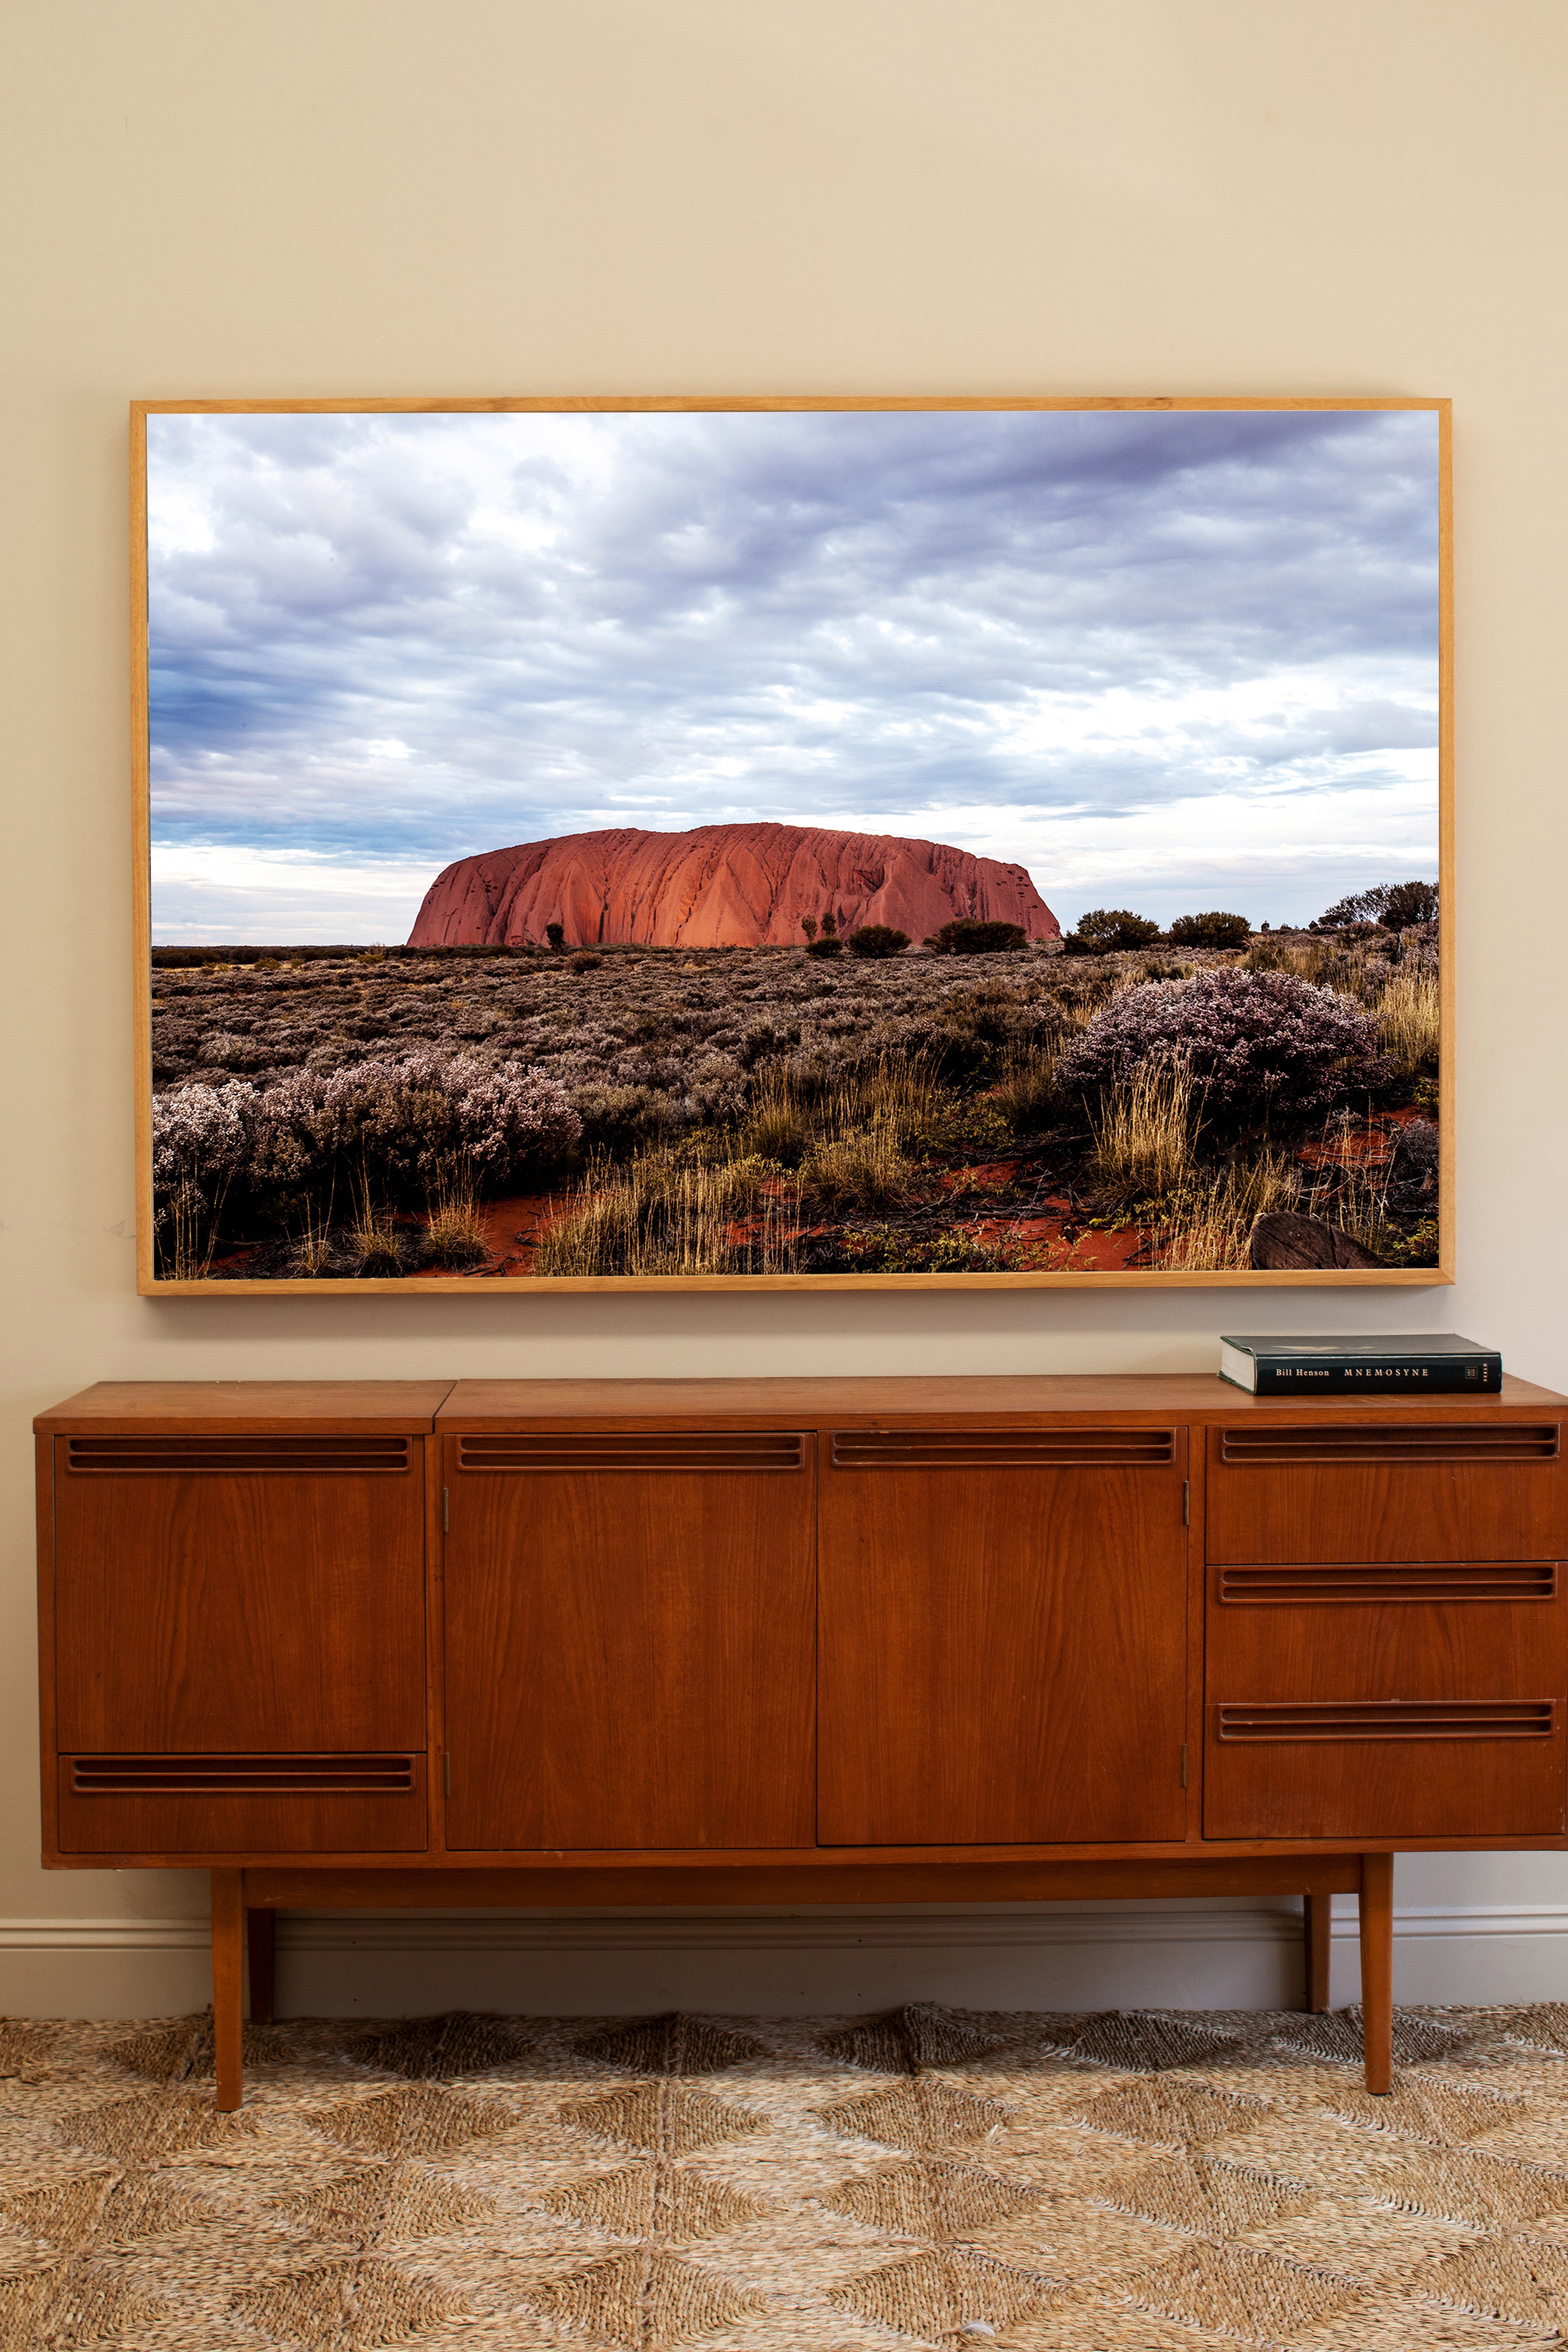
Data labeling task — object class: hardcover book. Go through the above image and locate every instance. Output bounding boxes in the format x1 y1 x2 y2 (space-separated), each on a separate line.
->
1219 1333 1500 1395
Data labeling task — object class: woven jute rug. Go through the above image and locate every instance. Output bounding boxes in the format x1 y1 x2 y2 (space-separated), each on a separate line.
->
10 2005 1568 2350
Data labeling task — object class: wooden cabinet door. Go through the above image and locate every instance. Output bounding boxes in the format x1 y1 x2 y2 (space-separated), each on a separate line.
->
818 1426 1189 1845
52 1432 426 1753
1207 1422 1567 1563
442 1430 816 1850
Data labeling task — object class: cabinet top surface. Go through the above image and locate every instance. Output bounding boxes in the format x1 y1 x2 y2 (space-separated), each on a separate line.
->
34 1380 457 1433
35 1372 1566 1433
441 1372 1566 1423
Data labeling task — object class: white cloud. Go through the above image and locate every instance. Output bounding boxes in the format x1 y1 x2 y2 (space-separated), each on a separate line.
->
144 405 1441 938
150 843 434 943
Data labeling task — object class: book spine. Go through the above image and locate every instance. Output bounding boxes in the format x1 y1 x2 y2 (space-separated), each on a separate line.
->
1250 1358 1501 1396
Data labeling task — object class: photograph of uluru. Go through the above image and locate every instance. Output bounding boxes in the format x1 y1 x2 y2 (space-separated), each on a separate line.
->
137 399 1445 1288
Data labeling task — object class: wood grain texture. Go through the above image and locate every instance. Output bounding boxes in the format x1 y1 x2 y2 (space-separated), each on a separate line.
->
1303 1891 1332 2012
130 404 155 1295
1209 1588 1568 1703
1204 1593 1566 1840
211 1870 244 2110
1206 1427 1567 1564
39 1374 1568 1968
57 1829 1553 1869
52 1441 427 1752
1204 1728 1563 1843
142 1265 1456 1295
440 1374 1565 1426
36 1381 453 1431
56 1759 428 1855
424 1435 449 1854
1436 395 1456 1284
1213 1571 1561 1844
819 1445 1189 1844
136 398 1450 417
442 1439 816 1850
242 1854 1365 1910
1360 1852 1395 2093
34 1436 58 1861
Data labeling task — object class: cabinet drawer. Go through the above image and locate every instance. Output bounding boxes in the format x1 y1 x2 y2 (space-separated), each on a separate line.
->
1205 1584 1567 1838
55 1753 428 1855
1206 1423 1566 1563
1204 1704 1564 1841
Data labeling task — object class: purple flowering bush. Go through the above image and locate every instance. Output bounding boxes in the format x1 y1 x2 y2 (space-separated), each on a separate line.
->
1055 968 1388 1125
155 1055 581 1229
151 1079 258 1226
296 1052 581 1196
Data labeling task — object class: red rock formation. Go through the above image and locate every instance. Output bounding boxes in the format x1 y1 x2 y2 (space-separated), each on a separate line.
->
408 823 1060 950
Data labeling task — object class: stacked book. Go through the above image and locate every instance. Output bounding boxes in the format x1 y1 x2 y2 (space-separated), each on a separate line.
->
1219 1333 1501 1396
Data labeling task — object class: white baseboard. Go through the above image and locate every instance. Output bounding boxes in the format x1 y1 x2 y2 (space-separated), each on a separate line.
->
5 1904 1567 2017
5 1902 1568 1952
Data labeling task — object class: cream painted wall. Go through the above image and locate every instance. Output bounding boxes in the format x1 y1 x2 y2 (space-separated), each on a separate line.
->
4 0 1567 2019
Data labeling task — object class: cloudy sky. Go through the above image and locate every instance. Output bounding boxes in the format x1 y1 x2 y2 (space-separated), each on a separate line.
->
146 405 1440 942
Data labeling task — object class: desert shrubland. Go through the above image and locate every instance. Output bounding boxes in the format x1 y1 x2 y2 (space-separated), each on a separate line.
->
148 928 1440 1276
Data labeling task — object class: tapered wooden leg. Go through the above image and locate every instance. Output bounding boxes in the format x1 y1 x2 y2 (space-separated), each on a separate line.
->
1303 1890 1332 2013
246 1906 276 2025
1359 1851 1394 2093
211 1870 245 2111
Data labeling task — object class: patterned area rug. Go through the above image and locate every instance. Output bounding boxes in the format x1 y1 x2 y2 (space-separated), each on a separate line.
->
10 2005 1568 2348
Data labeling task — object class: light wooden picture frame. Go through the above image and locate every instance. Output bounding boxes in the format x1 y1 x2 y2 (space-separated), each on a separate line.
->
133 395 1451 1294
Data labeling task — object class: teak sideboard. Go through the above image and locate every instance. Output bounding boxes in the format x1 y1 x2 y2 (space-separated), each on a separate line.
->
34 1374 1568 2109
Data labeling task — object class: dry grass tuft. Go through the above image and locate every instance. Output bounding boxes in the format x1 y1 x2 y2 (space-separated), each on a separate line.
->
292 1195 337 1277
1091 1062 1200 1198
1376 964 1441 1074
1300 1118 1399 1258
346 1175 404 1276
1154 1150 1302 1272
534 1153 800 1278
423 1168 490 1269
742 1071 812 1165
827 1053 949 1156
158 1181 227 1280
989 1048 1058 1133
800 1131 911 1214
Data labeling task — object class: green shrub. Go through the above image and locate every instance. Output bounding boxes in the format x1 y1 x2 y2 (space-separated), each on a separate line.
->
545 922 565 951
805 934 845 958
924 919 1027 955
1167 910 1252 949
1072 908 1161 953
846 924 910 959
1319 879 1438 931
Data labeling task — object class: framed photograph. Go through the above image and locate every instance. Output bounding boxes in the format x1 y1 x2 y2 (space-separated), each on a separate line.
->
133 396 1450 1293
